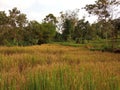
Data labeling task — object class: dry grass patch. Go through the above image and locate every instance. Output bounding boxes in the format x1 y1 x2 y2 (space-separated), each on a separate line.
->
0 44 120 90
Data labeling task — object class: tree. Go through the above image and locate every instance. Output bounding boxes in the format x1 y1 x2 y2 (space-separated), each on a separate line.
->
74 18 91 44
9 7 21 27
62 19 74 41
7 7 28 45
0 8 57 46
25 20 42 45
16 13 27 28
0 11 8 25
54 32 63 42
112 17 120 38
0 8 28 46
84 0 120 49
43 14 57 43
92 20 112 39
26 20 56 45
60 9 79 41
40 22 56 43
43 13 58 25
85 0 120 21
0 11 9 45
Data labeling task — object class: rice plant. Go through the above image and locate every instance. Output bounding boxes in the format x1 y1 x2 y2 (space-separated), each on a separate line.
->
0 44 119 90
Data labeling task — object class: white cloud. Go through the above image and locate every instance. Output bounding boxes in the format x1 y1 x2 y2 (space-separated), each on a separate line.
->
0 0 96 22
0 0 35 10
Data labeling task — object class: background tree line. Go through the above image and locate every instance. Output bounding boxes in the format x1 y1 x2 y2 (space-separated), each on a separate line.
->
0 8 57 46
0 0 120 50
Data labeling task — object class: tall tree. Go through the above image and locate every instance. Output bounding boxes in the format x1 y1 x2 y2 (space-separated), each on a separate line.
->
74 18 91 44
84 0 120 49
85 0 120 21
60 9 79 41
112 17 120 38
0 11 8 25
0 8 28 46
43 13 58 25
25 20 43 45
0 11 9 45
43 14 58 42
9 7 20 27
40 22 56 43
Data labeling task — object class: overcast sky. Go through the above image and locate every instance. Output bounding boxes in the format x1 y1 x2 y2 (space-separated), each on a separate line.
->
0 0 97 23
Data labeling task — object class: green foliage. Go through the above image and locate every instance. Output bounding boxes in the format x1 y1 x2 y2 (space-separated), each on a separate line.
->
112 18 120 38
74 18 91 44
0 6 119 52
84 0 120 50
43 13 58 24
59 9 79 41
24 21 56 45
54 42 85 47
0 8 57 46
84 0 120 20
41 22 56 43
86 39 120 52
62 19 74 41
0 11 8 25
54 32 63 42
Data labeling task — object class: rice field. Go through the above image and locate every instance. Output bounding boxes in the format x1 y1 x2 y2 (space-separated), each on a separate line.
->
0 44 120 90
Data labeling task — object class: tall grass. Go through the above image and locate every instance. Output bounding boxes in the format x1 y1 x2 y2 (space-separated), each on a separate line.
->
0 44 120 90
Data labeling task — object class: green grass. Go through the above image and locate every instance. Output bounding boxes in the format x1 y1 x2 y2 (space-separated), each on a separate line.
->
51 42 85 47
53 39 120 51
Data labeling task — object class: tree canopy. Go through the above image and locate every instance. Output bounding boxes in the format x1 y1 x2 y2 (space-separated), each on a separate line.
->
0 5 119 49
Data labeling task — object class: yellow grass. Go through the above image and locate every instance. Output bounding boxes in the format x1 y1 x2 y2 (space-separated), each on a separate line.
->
0 44 120 90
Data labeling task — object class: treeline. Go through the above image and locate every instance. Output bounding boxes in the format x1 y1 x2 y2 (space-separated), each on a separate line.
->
56 10 120 45
0 8 57 46
0 0 120 47
0 8 92 46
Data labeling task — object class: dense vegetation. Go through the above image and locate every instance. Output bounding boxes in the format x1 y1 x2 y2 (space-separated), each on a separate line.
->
0 44 120 90
0 8 57 46
0 0 120 51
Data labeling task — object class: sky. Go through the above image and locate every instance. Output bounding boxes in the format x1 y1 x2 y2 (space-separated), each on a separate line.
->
0 0 97 23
